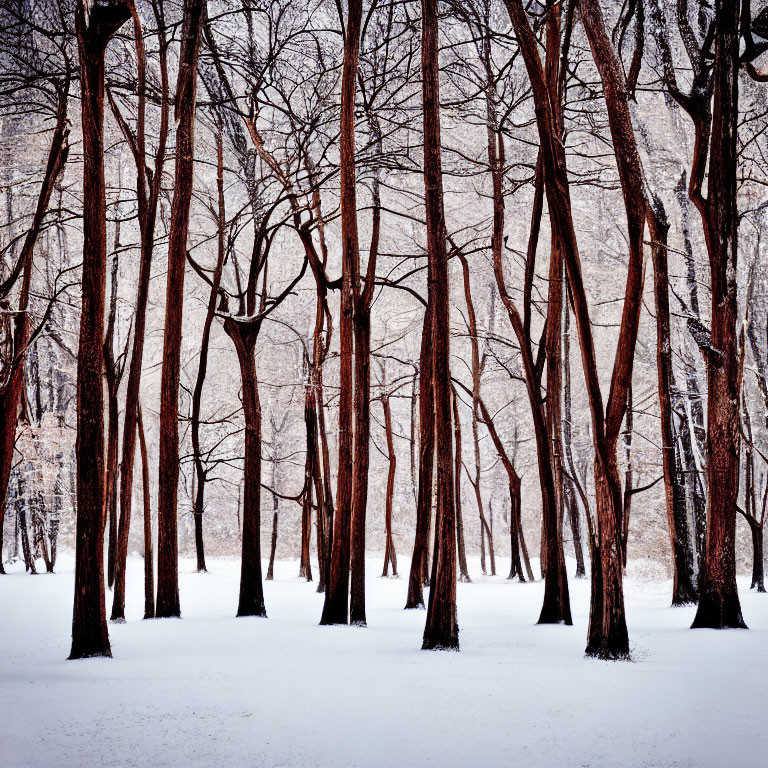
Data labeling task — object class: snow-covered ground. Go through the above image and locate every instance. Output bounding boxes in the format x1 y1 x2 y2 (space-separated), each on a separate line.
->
1 554 766 768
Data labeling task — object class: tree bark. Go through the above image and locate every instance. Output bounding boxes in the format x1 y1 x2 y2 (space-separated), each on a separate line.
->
156 0 205 619
137 404 154 619
70 0 131 659
381 393 398 578
691 0 747 630
110 1 169 621
421 0 458 651
320 0 363 627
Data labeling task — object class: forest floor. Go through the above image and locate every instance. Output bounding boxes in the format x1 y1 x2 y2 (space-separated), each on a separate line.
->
1 553 766 767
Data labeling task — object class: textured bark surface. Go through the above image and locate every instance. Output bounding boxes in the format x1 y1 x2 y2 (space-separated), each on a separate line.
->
156 0 205 620
110 2 169 621
70 0 131 659
691 0 746 631
421 0 458 651
320 0 362 627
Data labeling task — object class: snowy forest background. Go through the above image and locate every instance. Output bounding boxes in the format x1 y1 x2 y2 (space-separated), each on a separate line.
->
2 0 767 578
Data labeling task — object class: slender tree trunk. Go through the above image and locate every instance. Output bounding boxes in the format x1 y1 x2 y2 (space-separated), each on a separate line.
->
648 208 698 605
381 394 398 577
111 3 168 621
421 0 458 651
137 404 155 619
0 95 68 574
453 389 471 583
104 248 120 589
190 131 227 575
156 0 205 620
70 0 131 659
562 295 586 578
405 298 434 609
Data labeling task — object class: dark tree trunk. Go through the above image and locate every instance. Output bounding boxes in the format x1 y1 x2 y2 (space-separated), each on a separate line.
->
381 394 398 578
648 208 698 605
156 0 205 620
227 321 266 618
421 0 458 651
452 389 471 583
190 132 228 575
111 4 169 621
405 298 434 609
70 0 131 659
562 292 586 577
691 0 746 630
321 0 362 627
137 405 155 619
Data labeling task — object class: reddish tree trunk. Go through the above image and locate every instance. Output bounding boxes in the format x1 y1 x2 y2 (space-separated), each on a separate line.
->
691 0 746 630
381 394 398 578
111 3 169 621
321 0 362 627
421 0 458 651
156 0 205 619
452 389 471 583
0 94 69 574
70 0 131 659
227 322 266 617
405 296 434 609
137 405 154 619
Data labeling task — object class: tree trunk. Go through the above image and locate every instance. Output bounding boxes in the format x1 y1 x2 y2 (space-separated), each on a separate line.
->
405 298 434 609
155 0 205 620
421 0 458 651
190 132 227 575
70 0 131 659
0 93 68 574
227 321 266 618
111 4 168 621
691 0 746 630
320 0 362 627
648 208 698 605
381 394 398 577
137 404 155 619
452 389 471 583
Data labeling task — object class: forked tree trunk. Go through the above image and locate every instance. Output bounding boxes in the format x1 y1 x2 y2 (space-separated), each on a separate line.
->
421 0 458 651
156 0 205 620
70 0 131 659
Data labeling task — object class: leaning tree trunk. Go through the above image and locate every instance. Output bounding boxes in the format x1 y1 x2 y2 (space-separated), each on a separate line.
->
421 0 458 651
70 0 131 659
0 94 68 574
